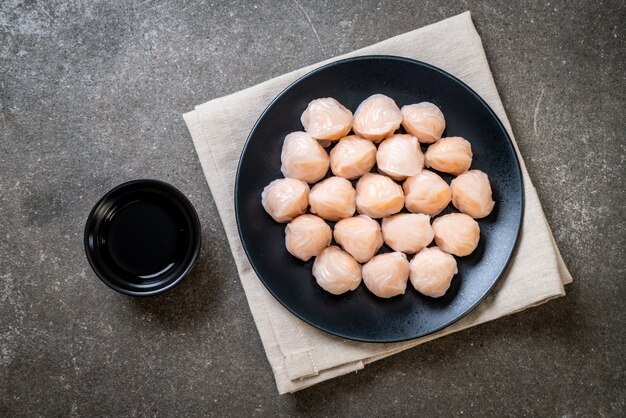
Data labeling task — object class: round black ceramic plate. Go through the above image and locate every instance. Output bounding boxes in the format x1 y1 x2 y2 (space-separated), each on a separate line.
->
235 56 523 342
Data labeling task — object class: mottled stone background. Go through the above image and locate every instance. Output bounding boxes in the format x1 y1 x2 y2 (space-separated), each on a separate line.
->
1 0 624 416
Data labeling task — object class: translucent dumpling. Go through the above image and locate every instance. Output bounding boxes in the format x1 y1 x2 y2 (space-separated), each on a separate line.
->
403 170 452 216
424 136 472 175
409 246 458 298
382 213 433 254
376 134 424 180
308 176 356 221
281 131 330 183
285 215 332 261
450 169 495 219
352 94 402 142
334 215 383 263
432 213 480 256
312 246 362 295
261 178 309 223
330 135 377 179
401 102 446 144
301 98 353 142
362 252 410 298
355 173 404 218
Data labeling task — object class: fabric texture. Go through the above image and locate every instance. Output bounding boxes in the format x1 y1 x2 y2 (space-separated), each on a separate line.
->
183 11 572 394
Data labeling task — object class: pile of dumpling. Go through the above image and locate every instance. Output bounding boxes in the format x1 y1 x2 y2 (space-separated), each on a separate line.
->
261 94 495 299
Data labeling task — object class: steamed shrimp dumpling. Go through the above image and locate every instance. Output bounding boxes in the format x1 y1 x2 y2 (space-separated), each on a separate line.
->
355 173 404 218
285 215 332 261
281 131 330 183
409 247 458 298
362 252 410 298
308 176 356 221
432 213 480 256
382 213 433 254
312 246 362 295
425 136 472 175
330 135 377 179
401 102 446 143
450 170 495 218
352 94 402 142
301 98 353 142
261 178 309 223
376 134 424 180
333 215 383 263
403 170 452 216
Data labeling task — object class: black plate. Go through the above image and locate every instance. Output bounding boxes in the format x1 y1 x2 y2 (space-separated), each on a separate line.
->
85 179 201 297
235 56 523 342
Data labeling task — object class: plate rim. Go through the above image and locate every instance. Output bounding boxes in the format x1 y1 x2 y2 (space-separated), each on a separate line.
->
234 55 525 343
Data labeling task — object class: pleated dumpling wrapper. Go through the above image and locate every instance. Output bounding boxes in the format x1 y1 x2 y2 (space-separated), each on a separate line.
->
261 178 309 223
308 176 356 221
300 98 353 143
355 173 405 218
409 247 458 298
401 102 446 144
403 170 452 216
334 215 383 263
432 213 480 256
376 134 424 180
425 136 472 175
285 215 332 261
382 213 434 254
352 94 402 142
312 246 362 295
329 135 377 179
450 169 495 219
281 131 330 183
362 252 410 298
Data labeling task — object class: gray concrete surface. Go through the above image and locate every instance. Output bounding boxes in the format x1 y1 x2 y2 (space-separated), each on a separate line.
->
1 0 624 416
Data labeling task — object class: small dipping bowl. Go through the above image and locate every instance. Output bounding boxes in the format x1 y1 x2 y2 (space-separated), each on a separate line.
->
84 179 201 296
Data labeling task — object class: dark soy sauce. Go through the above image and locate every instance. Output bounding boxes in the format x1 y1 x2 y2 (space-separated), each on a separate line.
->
105 197 187 280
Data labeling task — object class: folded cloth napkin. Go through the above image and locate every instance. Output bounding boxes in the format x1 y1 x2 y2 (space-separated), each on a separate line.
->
183 11 572 394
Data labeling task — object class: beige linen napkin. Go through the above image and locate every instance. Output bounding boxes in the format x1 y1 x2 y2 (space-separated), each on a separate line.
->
183 11 572 394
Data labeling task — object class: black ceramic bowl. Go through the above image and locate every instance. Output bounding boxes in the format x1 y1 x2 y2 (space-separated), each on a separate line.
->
236 56 524 342
84 179 201 296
